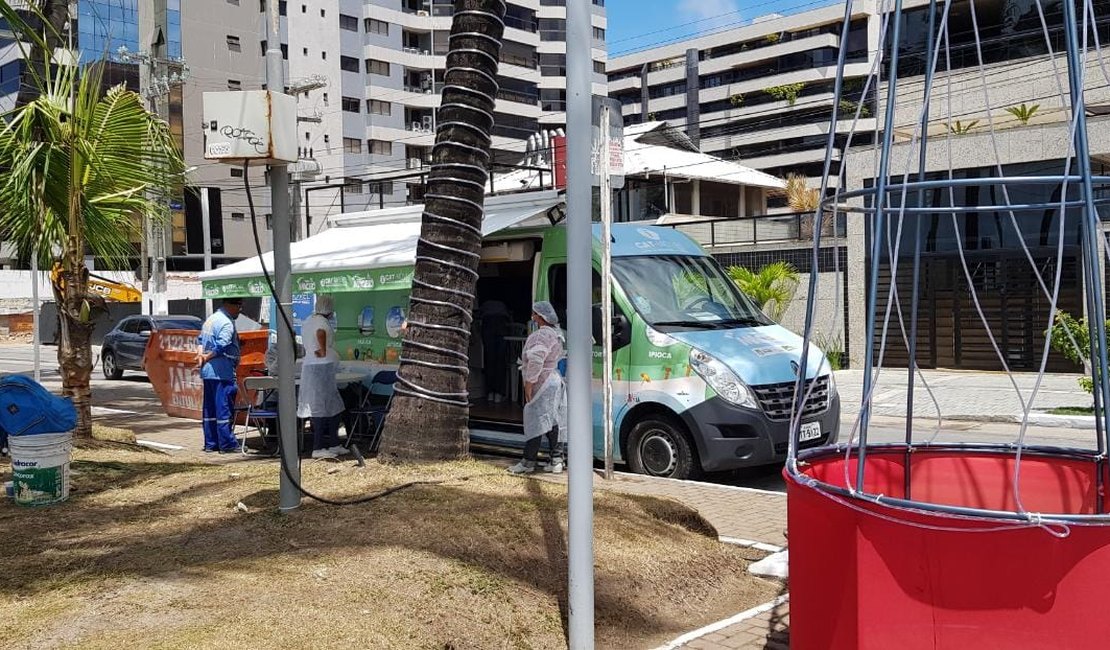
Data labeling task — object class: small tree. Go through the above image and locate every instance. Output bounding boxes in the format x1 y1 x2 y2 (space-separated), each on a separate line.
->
1005 103 1040 125
764 83 805 106
729 93 744 108
1046 310 1107 394
728 262 800 323
948 119 979 135
838 99 871 118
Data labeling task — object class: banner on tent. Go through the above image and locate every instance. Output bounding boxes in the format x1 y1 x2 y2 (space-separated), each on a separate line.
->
202 265 414 299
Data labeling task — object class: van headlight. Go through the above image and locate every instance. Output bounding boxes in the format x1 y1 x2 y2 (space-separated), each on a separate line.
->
689 349 758 409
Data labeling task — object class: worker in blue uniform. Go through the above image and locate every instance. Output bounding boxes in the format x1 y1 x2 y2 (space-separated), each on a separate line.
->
197 297 243 452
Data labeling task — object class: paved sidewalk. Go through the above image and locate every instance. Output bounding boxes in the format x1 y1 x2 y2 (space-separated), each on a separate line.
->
836 368 1089 420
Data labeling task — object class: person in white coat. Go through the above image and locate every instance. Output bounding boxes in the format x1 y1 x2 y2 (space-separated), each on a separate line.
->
298 294 349 459
508 301 567 475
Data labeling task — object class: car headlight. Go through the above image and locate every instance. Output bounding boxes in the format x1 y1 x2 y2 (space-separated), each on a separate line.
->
689 349 758 409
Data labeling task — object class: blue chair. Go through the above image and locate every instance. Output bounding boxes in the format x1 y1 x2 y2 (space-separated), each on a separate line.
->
345 370 397 453
238 375 280 455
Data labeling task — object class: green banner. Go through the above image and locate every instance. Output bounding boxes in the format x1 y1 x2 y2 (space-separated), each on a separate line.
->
202 265 414 299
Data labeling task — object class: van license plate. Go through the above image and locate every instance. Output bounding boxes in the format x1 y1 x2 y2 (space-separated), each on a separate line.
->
799 422 822 442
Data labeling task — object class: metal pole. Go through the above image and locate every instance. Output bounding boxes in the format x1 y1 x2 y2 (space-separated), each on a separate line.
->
1062 0 1110 452
31 248 40 383
150 0 169 315
904 0 937 500
267 0 300 513
201 187 213 315
566 0 595 647
858 0 905 493
291 179 302 241
601 103 614 481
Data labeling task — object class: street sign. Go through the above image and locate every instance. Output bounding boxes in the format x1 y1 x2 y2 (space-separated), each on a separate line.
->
592 95 625 189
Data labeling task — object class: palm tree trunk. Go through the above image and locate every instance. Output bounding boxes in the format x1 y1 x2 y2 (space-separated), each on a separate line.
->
379 0 506 462
52 260 100 438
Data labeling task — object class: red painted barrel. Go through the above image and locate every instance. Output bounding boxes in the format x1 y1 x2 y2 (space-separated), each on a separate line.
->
786 447 1110 649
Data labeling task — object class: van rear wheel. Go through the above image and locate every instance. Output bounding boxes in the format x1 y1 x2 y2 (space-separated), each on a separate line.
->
627 417 701 480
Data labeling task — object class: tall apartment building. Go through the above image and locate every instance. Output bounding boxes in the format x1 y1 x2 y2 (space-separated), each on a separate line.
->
607 2 881 204
272 0 608 226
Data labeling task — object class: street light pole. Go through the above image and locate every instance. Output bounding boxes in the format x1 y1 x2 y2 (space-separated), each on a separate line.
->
266 0 300 513
566 0 595 647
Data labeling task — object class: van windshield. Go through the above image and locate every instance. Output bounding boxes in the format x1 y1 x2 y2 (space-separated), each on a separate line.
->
612 255 771 330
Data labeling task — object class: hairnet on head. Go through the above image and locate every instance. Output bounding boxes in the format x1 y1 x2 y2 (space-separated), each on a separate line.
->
532 301 559 325
314 294 335 316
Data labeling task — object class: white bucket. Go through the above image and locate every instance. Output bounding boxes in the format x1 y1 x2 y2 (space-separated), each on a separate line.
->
9 432 72 506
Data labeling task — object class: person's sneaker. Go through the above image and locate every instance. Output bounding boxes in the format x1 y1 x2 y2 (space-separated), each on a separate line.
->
311 448 339 460
544 460 564 474
506 461 535 475
327 445 351 456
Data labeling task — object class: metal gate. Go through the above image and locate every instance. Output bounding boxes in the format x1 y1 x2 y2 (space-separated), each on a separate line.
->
873 250 1084 372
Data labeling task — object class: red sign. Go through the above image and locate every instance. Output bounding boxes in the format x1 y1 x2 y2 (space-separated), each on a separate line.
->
144 329 268 420
553 135 567 190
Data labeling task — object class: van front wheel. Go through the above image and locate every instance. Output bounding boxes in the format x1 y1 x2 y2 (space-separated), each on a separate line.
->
627 417 702 480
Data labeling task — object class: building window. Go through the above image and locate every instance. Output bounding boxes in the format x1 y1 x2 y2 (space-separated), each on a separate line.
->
368 139 391 156
369 181 394 195
341 97 361 112
365 18 388 35
259 41 289 59
322 92 329 105
227 79 242 90
592 26 605 41
301 4 306 12
320 8 326 17
230 212 245 221
345 179 364 194
265 214 273 229
368 99 391 115
366 59 390 76
343 137 363 154
593 60 605 75
302 47 308 56
339 13 358 31
321 51 327 60
230 168 244 178
340 55 359 72
228 0 240 5
226 35 241 52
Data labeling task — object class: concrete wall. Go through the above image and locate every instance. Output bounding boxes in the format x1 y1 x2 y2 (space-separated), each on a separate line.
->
0 271 203 313
779 271 846 351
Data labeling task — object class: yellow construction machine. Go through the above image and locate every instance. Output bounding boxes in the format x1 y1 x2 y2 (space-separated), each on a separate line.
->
49 263 142 303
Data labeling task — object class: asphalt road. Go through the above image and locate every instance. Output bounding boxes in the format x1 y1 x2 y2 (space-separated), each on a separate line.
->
1 343 1097 493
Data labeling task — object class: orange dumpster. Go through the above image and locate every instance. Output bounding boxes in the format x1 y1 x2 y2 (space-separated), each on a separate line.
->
144 329 268 420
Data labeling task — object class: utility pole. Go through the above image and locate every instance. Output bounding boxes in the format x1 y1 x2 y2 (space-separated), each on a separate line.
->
600 102 613 481
201 187 213 315
266 0 300 513
132 0 187 315
566 0 595 647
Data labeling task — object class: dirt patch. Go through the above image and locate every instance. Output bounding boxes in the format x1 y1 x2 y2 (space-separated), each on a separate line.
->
0 449 780 649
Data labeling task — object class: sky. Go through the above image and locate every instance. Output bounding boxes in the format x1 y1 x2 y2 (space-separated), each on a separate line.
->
605 0 827 58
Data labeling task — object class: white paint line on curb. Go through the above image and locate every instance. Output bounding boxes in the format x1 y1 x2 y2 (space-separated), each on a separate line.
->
613 470 786 497
654 594 791 650
136 440 184 451
719 536 785 553
92 406 139 416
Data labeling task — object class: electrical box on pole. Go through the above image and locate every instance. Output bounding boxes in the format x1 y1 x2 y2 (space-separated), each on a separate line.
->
202 91 299 165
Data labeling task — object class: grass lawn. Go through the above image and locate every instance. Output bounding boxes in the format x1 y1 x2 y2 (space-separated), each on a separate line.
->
1 444 781 649
1048 406 1095 416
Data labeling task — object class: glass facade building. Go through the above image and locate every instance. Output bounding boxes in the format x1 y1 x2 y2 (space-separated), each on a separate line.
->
76 0 180 63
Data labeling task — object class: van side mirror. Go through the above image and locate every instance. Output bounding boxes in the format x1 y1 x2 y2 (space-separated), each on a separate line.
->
592 304 632 350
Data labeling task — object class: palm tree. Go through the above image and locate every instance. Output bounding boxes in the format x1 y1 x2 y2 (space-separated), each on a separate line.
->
728 262 800 322
378 0 506 462
0 3 184 437
784 172 831 239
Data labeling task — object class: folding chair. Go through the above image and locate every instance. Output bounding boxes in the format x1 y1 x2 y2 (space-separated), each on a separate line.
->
239 374 280 455
345 370 397 453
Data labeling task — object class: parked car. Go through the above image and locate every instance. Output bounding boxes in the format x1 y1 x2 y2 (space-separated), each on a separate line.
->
101 315 203 380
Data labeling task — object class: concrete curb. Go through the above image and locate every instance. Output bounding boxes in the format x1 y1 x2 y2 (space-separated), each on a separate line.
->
944 413 1097 430
843 412 1096 430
